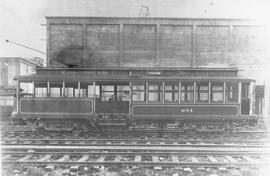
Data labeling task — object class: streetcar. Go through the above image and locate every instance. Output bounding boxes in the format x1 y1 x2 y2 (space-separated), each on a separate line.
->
11 67 258 132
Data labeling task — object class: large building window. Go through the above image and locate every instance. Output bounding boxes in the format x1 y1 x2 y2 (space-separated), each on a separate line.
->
165 82 179 103
211 82 223 103
49 81 62 97
196 82 209 103
34 81 47 97
20 82 33 97
225 82 238 103
132 83 145 101
148 82 163 102
181 82 193 103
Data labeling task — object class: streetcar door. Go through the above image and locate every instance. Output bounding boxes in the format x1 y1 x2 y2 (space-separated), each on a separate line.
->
95 83 130 115
241 82 250 115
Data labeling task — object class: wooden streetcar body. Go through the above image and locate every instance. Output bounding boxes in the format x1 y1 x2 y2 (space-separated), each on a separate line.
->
11 67 258 132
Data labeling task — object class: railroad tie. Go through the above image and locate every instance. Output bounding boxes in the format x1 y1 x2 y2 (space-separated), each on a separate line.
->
171 156 179 162
69 156 89 174
135 155 142 162
224 156 238 163
207 156 218 163
96 155 106 162
190 157 199 162
77 155 89 162
243 156 256 163
17 154 33 162
57 155 70 162
152 156 159 162
44 165 55 172
37 155 51 162
2 155 11 160
114 155 122 162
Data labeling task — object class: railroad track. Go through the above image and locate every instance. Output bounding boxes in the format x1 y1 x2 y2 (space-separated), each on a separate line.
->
1 138 270 147
2 144 270 175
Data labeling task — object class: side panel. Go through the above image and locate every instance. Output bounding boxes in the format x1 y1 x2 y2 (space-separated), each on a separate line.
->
132 105 239 119
20 99 92 114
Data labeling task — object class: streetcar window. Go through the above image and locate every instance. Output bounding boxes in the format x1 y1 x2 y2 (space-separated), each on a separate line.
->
211 82 223 103
148 82 163 102
225 82 238 103
165 83 179 102
132 83 145 101
79 83 97 98
64 82 78 98
180 82 193 103
117 85 130 101
34 81 47 97
196 82 209 103
49 81 62 97
101 85 114 101
19 82 33 97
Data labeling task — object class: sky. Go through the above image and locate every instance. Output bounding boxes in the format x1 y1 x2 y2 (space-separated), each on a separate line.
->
1 0 270 60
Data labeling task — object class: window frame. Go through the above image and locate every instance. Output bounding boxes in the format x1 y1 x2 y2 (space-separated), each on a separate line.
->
132 82 146 102
148 82 163 103
164 82 179 103
180 82 194 103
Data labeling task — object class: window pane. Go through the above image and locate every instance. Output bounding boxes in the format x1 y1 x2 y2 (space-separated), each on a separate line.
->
196 82 209 103
35 82 47 97
132 92 145 101
80 82 94 98
181 82 194 103
212 92 223 102
20 82 33 97
50 82 62 97
132 83 145 101
102 85 114 91
165 83 179 102
102 92 114 101
64 82 78 97
148 83 162 102
226 82 238 103
211 82 223 103
117 85 130 101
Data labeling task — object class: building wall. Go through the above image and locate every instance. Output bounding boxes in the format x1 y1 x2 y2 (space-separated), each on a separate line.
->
46 17 267 68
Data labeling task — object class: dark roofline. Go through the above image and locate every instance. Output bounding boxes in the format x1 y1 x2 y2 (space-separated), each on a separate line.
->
45 16 258 22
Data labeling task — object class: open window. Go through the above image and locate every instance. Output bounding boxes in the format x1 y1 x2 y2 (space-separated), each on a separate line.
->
225 82 238 103
19 82 33 97
180 82 193 103
49 81 62 97
211 82 223 103
132 83 145 102
148 82 163 103
165 82 179 103
196 82 209 103
34 81 47 97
